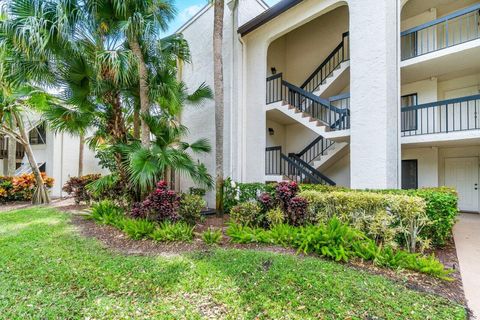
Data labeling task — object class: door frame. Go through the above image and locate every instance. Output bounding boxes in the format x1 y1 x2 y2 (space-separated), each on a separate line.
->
444 156 480 213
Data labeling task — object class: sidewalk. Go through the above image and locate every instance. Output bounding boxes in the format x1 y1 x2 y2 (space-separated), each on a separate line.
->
454 213 480 319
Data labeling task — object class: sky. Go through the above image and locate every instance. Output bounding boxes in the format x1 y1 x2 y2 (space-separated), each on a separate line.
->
166 0 281 34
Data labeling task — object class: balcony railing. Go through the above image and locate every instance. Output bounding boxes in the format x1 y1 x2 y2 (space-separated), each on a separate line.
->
401 94 480 137
401 4 480 60
266 73 350 130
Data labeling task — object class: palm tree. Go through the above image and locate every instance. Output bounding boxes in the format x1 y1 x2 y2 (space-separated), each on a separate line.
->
86 0 177 147
0 84 54 204
210 0 225 213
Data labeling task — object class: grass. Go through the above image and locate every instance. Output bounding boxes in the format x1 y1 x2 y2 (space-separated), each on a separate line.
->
0 208 466 319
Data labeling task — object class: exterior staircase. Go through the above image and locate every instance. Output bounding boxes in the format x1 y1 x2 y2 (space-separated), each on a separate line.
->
265 32 351 184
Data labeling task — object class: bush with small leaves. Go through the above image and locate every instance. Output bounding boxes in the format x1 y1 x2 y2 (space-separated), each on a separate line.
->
179 194 206 225
230 201 263 227
266 207 285 226
202 228 223 245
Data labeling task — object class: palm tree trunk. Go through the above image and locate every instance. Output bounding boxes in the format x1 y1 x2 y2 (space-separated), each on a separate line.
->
129 37 150 147
133 107 140 139
7 137 16 176
13 113 50 204
213 0 225 213
78 133 84 177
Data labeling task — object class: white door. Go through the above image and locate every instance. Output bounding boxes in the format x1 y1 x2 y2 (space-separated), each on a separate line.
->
445 157 479 212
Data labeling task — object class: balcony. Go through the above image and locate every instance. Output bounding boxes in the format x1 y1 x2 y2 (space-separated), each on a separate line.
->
401 94 480 144
401 4 480 61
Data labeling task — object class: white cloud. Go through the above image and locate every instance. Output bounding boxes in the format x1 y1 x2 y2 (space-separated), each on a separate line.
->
179 5 203 23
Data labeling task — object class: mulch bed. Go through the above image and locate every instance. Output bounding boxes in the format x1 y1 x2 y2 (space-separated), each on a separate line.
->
66 205 466 308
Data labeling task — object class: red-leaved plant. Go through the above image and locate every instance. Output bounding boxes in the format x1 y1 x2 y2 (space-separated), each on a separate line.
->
275 181 299 211
131 181 181 222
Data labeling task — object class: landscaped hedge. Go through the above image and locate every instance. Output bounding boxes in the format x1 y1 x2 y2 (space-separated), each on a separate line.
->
300 190 429 252
300 184 458 247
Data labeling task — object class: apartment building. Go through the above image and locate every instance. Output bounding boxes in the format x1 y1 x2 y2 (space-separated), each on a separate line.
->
179 0 480 212
0 112 104 197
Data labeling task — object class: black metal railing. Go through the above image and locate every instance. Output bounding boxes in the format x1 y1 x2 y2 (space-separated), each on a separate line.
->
329 93 350 130
266 74 350 130
265 146 283 175
266 73 284 104
401 94 480 136
265 147 335 185
296 135 334 165
401 4 480 60
301 32 350 93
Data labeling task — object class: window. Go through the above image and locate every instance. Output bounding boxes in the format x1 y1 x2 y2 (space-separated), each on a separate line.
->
39 163 46 173
402 160 418 190
29 123 46 145
401 93 418 132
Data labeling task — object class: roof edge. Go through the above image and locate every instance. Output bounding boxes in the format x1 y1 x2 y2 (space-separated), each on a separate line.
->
238 0 303 37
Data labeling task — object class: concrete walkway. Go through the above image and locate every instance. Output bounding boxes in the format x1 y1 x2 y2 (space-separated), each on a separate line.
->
454 213 480 319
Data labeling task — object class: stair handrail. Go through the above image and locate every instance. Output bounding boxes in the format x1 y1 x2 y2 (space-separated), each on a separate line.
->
280 153 325 185
288 153 336 186
301 31 350 92
296 135 334 165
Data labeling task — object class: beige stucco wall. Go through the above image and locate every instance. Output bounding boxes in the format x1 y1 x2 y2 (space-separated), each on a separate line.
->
179 0 267 206
402 147 439 188
267 5 349 86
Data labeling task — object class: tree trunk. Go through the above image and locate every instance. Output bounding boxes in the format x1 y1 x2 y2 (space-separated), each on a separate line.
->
213 0 225 213
133 107 140 139
129 37 150 147
14 113 50 204
7 136 16 176
78 133 84 177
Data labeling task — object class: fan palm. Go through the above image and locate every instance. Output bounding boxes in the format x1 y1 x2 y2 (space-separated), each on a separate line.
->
84 0 177 146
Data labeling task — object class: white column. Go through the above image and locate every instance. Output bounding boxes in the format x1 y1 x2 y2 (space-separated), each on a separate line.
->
349 0 400 189
241 38 267 183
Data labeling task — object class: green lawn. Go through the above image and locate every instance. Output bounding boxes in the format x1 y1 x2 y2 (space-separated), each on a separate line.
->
0 208 466 319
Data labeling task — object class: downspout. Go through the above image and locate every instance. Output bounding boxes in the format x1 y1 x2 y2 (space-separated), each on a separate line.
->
229 0 237 180
238 36 247 182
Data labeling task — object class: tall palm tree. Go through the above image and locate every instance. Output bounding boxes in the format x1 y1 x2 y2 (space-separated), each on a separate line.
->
208 0 225 213
86 0 177 147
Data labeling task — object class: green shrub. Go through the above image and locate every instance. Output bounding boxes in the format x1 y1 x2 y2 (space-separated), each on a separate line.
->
301 186 459 247
91 200 125 226
122 219 156 240
300 190 429 252
230 201 263 227
201 228 223 245
375 188 458 246
226 219 452 280
179 194 206 225
150 222 194 242
266 207 285 226
189 187 206 197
